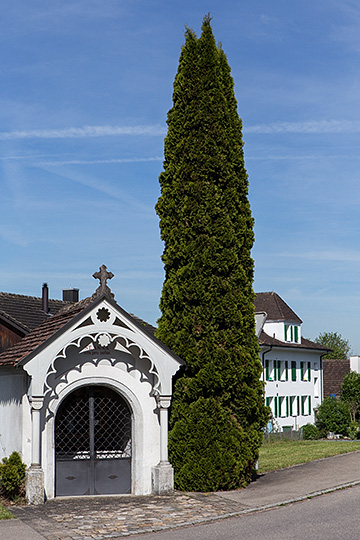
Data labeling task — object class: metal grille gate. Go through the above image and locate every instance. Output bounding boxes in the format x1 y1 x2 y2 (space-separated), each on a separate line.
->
55 386 131 496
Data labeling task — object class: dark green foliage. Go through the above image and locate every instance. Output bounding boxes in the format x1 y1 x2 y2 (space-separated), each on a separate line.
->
302 423 320 440
340 371 360 422
315 331 351 359
156 15 268 491
315 397 351 437
0 452 26 501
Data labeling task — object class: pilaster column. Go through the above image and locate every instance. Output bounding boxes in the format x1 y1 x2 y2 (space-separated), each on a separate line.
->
26 396 45 504
152 395 174 494
30 397 44 467
157 395 171 463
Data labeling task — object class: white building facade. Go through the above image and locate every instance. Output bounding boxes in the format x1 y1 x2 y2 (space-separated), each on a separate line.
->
255 292 328 432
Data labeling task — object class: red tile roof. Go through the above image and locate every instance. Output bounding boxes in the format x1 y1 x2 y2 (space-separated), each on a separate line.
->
0 292 70 333
258 330 329 351
0 298 91 366
254 292 302 324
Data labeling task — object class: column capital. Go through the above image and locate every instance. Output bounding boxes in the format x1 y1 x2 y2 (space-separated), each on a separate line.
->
30 396 44 410
156 395 172 409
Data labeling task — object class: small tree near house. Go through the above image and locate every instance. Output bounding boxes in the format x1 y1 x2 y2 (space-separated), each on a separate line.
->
341 371 360 423
156 15 268 491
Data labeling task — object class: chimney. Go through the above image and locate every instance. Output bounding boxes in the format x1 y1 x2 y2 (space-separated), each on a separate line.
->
42 283 49 313
62 288 79 303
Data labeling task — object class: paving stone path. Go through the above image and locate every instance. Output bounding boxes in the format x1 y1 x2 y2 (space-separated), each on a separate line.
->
11 493 248 539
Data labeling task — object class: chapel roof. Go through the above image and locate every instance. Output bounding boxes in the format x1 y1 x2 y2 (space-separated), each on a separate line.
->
0 294 179 367
254 292 303 324
0 291 70 333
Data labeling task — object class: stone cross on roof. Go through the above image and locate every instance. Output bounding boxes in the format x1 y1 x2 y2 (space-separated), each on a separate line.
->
91 264 115 300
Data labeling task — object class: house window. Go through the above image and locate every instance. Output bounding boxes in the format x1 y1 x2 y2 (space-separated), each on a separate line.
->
314 377 319 398
289 396 295 416
274 396 278 418
307 362 311 382
265 359 270 380
294 326 299 343
291 361 296 381
284 361 289 381
285 324 300 343
279 396 287 417
277 360 281 381
301 396 307 415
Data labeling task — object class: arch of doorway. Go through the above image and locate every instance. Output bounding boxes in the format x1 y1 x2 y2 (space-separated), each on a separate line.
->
44 376 147 499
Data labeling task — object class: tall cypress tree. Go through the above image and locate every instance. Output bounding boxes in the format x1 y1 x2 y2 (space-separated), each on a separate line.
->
156 15 268 491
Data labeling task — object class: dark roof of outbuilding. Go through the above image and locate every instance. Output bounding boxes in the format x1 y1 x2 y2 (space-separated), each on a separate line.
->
0 298 91 366
254 292 302 324
0 292 70 333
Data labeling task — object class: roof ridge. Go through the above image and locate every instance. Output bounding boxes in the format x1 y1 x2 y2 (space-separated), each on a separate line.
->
0 291 70 303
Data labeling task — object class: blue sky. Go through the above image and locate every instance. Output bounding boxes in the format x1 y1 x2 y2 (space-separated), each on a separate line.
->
1 1 360 353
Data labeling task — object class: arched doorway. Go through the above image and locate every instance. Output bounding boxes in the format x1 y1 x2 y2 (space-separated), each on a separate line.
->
55 386 131 496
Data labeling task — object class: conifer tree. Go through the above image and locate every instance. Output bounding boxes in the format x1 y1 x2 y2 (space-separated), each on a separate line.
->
156 15 268 491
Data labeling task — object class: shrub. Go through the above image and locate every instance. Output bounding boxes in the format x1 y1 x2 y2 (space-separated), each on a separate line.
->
0 451 26 501
315 396 351 437
348 422 360 440
302 423 320 440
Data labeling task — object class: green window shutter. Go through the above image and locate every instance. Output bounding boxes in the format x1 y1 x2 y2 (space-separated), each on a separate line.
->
308 396 311 415
290 326 293 341
266 397 270 407
294 326 299 343
291 361 296 381
297 396 300 415
308 362 311 381
300 362 304 380
278 397 282 417
284 324 288 341
285 361 288 381
274 397 278 418
286 396 289 417
265 359 269 380
277 360 281 381
289 396 293 416
301 396 306 415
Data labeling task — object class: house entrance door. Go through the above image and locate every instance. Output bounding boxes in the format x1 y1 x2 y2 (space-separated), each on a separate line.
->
55 386 131 496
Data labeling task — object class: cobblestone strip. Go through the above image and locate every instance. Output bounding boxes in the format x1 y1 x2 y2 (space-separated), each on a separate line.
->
11 493 248 539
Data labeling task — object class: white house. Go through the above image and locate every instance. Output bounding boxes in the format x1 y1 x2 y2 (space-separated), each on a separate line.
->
254 292 329 432
0 266 183 504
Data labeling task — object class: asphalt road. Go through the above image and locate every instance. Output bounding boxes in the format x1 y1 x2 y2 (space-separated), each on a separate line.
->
135 484 360 540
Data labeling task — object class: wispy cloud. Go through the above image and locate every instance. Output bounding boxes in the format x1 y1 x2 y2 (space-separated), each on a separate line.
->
0 124 166 140
2 119 360 141
246 120 360 134
38 165 155 216
40 157 162 166
279 250 360 262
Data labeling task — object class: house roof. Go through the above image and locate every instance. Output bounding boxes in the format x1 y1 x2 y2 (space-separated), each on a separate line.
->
0 292 70 334
254 292 302 324
0 298 90 366
258 330 330 352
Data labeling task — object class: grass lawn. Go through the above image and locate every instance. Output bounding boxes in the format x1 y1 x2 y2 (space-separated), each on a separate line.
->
0 503 13 520
258 439 360 474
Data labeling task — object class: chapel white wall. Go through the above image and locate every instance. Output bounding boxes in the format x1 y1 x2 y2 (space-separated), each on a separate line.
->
0 368 27 461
